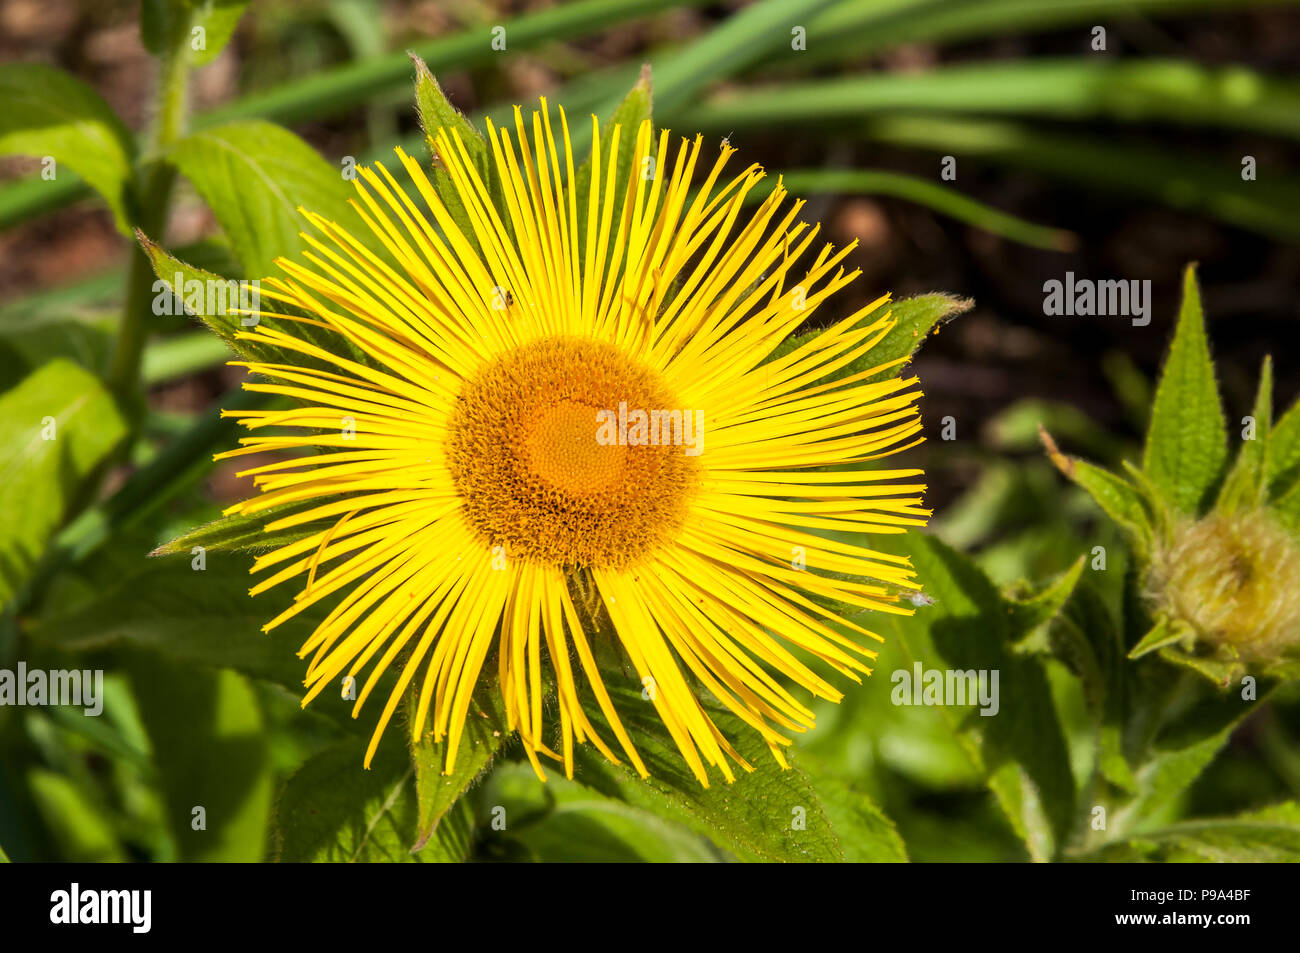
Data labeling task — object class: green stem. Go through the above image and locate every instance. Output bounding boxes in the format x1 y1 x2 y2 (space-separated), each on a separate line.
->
110 21 192 403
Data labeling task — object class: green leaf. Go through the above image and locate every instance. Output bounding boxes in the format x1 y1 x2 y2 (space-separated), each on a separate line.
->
1003 555 1086 641
1142 265 1228 514
1116 802 1300 862
478 763 718 862
0 316 115 384
1112 721 1237 835
29 555 320 698
410 54 497 254
861 293 973 384
799 0 1262 62
25 768 126 863
125 653 272 861
878 533 1076 861
1217 356 1273 513
856 115 1300 243
189 0 252 66
687 59 1300 142
1275 481 1300 533
149 499 330 557
167 120 369 278
766 293 971 387
571 685 844 862
0 64 137 232
143 0 251 66
408 686 507 853
1044 447 1157 563
137 233 257 353
1268 390 1300 503
138 232 371 374
0 360 129 610
650 0 841 118
763 169 1072 249
796 758 908 862
275 737 470 862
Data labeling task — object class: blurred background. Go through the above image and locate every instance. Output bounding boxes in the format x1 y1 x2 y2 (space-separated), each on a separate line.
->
2 0 1299 861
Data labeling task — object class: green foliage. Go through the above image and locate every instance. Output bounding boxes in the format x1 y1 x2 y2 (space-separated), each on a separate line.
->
4 0 1298 866
572 684 848 862
0 360 129 610
142 0 251 67
275 738 471 862
168 120 371 277
124 653 272 861
0 64 138 233
875 534 1078 861
408 687 507 852
412 53 496 256
29 556 324 697
1046 264 1300 687
1142 265 1228 516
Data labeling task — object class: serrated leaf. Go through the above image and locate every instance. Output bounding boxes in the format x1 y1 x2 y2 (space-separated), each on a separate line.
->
411 54 497 254
0 64 137 233
1268 390 1300 504
138 232 371 374
1217 355 1273 513
167 120 370 278
1003 555 1085 641
571 684 843 862
1044 436 1157 562
137 233 260 354
125 652 272 861
1142 264 1228 515
274 738 469 862
408 686 507 853
857 293 972 384
0 360 129 610
766 293 971 386
150 499 330 557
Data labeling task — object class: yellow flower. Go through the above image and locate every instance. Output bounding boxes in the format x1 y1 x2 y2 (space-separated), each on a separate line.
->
217 101 929 786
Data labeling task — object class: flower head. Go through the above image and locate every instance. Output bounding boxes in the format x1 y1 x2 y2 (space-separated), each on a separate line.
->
1148 509 1300 668
218 100 928 785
